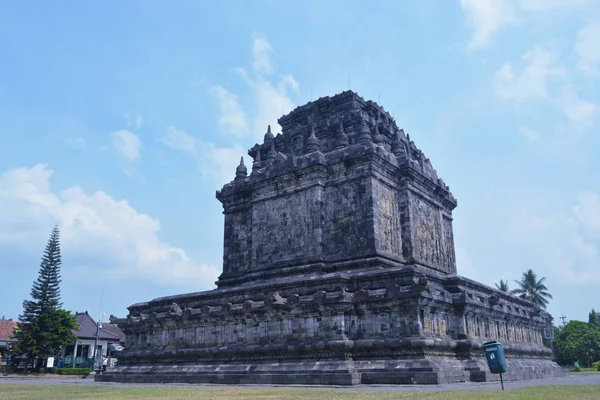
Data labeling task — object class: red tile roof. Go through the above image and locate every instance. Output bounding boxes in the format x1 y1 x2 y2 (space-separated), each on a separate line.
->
0 320 18 342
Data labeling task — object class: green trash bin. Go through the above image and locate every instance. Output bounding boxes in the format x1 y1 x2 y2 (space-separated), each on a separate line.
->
483 341 507 374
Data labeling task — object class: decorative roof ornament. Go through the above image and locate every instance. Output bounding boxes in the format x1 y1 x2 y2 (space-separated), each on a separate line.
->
252 148 262 170
235 157 247 180
357 119 373 145
264 125 274 141
373 123 384 147
392 132 407 162
305 125 320 153
334 121 349 149
265 140 277 161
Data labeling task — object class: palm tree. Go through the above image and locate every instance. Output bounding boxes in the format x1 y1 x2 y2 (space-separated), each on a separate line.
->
511 269 553 309
495 280 509 292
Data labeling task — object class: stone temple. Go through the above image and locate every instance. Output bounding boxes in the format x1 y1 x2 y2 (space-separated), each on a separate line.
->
99 91 566 385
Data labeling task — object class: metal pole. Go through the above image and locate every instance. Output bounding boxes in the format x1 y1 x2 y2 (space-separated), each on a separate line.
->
90 322 100 374
500 373 504 390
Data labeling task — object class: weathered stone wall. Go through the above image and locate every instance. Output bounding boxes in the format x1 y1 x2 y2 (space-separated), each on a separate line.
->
251 185 324 267
222 209 251 274
100 91 564 386
441 215 456 273
372 178 403 259
409 194 443 269
323 178 372 260
119 271 550 355
218 91 457 281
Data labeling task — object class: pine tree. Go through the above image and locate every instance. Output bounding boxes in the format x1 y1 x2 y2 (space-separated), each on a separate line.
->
13 225 77 369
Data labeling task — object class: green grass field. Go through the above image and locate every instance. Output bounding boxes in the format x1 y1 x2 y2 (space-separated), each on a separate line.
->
1 385 600 400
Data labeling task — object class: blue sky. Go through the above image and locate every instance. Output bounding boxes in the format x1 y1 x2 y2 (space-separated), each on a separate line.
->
1 0 599 326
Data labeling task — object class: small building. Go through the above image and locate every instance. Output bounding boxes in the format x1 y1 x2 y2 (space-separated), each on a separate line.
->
0 319 18 362
63 312 124 368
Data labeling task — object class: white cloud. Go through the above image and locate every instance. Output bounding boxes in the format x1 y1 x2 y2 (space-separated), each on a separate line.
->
575 22 600 74
166 34 299 187
111 130 141 161
206 33 300 146
555 84 599 126
162 126 198 153
493 48 598 129
123 113 143 129
251 32 274 76
0 164 220 286
279 74 300 93
518 126 539 141
573 191 600 230
494 47 563 101
66 137 86 150
460 0 516 50
249 78 296 142
517 0 593 11
235 34 300 142
507 196 600 287
161 126 245 188
202 143 247 186
210 86 249 136
460 0 595 50
205 34 299 143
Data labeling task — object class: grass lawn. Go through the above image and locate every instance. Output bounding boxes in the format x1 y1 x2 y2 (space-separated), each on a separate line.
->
1 385 600 400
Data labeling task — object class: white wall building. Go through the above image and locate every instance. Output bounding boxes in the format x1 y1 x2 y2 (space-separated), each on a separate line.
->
62 311 124 369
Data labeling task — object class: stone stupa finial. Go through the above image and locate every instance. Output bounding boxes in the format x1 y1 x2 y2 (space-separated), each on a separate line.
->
357 119 373 145
252 148 262 170
305 125 320 153
264 125 274 142
235 156 247 180
335 121 349 149
373 123 384 147
265 140 277 160
392 132 407 162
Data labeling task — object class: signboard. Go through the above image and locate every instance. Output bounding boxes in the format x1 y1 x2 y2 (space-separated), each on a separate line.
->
46 357 54 368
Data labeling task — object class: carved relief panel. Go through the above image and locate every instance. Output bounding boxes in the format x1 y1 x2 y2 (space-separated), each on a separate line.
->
373 180 403 259
252 186 323 269
409 196 444 271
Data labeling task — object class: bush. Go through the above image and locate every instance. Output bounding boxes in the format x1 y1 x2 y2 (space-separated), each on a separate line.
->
553 321 600 367
56 368 90 375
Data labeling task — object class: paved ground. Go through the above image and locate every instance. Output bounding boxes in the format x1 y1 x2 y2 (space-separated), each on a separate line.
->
1 373 599 392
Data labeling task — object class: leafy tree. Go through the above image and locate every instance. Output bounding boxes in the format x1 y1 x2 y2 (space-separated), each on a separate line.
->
553 321 600 367
511 269 553 309
495 280 510 292
589 309 599 327
12 225 78 369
